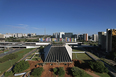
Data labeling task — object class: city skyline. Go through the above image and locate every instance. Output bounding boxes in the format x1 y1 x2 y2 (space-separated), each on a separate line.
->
0 0 116 35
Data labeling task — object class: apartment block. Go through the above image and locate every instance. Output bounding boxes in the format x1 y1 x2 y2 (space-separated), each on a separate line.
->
83 34 88 41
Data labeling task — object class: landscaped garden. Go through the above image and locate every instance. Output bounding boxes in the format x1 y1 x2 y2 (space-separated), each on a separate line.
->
0 48 35 75
72 53 92 61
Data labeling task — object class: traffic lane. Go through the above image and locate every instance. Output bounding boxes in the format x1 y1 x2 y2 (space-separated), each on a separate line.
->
0 48 23 57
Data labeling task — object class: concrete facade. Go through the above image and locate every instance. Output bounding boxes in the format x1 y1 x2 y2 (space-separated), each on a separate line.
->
92 34 98 41
59 32 65 38
106 29 116 52
83 34 88 41
98 32 106 50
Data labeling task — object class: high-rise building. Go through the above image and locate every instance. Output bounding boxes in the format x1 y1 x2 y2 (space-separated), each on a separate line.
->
92 34 98 41
78 34 83 40
98 32 106 50
59 32 65 38
83 34 88 41
65 33 73 38
106 29 116 52
53 32 59 38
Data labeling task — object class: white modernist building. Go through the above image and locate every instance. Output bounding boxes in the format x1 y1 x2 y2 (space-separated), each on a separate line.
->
44 44 72 63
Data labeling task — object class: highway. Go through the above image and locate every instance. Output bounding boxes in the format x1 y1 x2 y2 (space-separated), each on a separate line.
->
0 48 23 57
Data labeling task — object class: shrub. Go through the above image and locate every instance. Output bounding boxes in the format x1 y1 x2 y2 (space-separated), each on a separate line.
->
58 67 65 76
71 67 85 77
13 60 29 73
53 67 65 76
53 68 58 75
31 67 43 77
0 53 18 63
4 71 13 77
88 61 109 73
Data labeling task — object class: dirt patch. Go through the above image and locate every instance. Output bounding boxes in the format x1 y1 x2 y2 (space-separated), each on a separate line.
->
40 62 74 77
25 60 43 71
27 60 100 77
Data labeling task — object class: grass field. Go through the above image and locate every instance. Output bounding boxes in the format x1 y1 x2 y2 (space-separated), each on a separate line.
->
0 48 35 75
95 72 111 77
72 53 92 61
72 47 84 52
32 54 41 61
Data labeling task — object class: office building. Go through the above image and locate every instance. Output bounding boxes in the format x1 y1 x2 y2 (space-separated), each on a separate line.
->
83 34 88 41
98 32 106 50
65 33 73 38
106 29 116 52
31 33 36 36
0 33 5 42
59 32 65 38
4 33 13 38
78 34 83 40
53 32 59 38
92 34 98 41
13 33 23 38
23 34 27 37
0 34 4 38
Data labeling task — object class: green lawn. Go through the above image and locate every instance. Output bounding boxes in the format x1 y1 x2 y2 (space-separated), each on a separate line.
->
95 72 111 77
32 54 41 61
72 53 92 61
72 47 84 52
0 48 35 75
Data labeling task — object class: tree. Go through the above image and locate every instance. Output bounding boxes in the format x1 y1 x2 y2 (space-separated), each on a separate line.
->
58 67 65 76
31 67 43 77
71 67 85 77
53 67 58 75
13 60 29 73
88 61 109 73
4 71 13 77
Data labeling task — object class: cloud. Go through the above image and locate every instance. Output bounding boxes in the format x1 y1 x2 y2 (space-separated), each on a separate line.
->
32 27 44 30
7 24 29 29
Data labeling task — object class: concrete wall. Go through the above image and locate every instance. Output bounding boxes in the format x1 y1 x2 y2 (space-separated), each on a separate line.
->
36 43 50 45
26 46 40 49
65 44 72 60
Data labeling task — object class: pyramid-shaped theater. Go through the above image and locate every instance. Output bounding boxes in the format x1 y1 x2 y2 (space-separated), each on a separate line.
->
44 44 72 63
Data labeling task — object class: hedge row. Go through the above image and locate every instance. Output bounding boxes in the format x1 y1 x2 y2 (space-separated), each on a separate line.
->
0 53 18 63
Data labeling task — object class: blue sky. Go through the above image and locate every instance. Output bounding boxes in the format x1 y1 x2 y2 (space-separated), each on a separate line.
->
0 0 116 35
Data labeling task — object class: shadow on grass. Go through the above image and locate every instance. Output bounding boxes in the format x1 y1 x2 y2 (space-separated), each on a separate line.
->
66 67 74 77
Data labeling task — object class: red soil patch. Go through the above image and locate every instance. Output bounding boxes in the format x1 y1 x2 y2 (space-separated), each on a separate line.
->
26 60 100 77
41 62 74 77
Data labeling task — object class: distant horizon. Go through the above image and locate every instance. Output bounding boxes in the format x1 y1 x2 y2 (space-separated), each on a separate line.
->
0 0 116 35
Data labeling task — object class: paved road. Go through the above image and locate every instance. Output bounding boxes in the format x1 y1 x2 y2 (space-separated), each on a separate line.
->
0 48 23 57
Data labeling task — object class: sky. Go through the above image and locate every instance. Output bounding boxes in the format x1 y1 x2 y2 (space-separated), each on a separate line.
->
0 0 116 35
